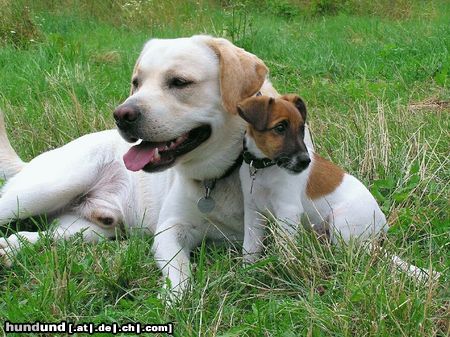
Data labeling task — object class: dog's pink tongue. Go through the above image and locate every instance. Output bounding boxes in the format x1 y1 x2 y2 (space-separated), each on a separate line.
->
123 143 157 171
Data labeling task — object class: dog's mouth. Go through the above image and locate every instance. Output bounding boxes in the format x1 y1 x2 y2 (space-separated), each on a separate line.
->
123 125 212 172
279 162 310 174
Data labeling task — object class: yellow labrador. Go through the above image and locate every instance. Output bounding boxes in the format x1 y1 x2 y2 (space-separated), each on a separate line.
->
0 36 314 296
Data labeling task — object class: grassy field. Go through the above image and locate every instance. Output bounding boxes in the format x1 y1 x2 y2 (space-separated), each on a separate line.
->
0 0 449 336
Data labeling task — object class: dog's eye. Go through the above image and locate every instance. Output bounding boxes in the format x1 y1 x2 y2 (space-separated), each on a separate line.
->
273 121 288 135
169 77 193 89
132 78 139 89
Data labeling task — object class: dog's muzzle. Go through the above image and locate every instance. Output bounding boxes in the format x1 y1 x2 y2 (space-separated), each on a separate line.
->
277 152 311 173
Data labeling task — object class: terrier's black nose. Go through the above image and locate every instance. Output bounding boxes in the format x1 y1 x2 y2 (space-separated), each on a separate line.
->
290 152 311 173
298 152 311 165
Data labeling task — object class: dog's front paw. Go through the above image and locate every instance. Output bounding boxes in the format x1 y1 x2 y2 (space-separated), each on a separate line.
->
158 277 188 306
0 235 22 267
243 252 260 266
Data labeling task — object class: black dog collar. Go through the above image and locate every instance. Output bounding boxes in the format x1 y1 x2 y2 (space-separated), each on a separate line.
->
242 134 275 169
197 151 243 214
242 145 275 194
198 90 262 213
242 151 276 169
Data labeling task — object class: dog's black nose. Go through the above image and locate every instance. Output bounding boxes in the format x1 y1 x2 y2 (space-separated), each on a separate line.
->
292 153 311 172
298 152 311 165
114 104 140 124
276 152 311 173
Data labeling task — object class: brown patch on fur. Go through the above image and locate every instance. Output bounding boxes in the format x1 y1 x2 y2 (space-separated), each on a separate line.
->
252 129 284 159
207 38 268 115
306 153 344 199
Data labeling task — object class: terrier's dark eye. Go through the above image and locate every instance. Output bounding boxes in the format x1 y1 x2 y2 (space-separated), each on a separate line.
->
169 77 193 89
273 121 288 135
132 78 139 89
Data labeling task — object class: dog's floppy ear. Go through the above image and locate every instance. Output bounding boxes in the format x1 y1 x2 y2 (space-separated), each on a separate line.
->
280 94 307 122
237 96 273 131
207 38 268 115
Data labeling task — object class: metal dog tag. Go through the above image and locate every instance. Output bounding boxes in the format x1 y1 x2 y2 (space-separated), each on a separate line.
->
198 179 216 213
197 196 215 213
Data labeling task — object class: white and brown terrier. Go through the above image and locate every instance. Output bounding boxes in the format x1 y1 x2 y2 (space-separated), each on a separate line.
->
237 95 439 282
238 95 386 262
237 94 388 263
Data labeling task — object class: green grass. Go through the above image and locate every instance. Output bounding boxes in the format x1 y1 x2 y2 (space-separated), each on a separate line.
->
0 1 449 336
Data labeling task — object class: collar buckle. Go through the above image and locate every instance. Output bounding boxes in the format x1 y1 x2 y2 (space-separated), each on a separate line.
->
243 150 276 170
249 161 258 177
249 161 258 194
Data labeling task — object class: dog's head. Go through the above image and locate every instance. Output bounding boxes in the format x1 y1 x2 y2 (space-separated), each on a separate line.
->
237 94 311 173
114 36 267 173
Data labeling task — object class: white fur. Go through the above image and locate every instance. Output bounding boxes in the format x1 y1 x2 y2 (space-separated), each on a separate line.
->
0 36 315 295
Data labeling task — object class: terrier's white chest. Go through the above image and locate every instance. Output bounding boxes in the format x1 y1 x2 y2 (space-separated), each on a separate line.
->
239 164 307 221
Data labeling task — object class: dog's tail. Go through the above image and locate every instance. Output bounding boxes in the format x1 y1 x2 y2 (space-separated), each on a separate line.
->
0 109 25 180
389 252 441 283
368 243 441 283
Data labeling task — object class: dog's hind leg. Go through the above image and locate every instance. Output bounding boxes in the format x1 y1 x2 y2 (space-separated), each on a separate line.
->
0 212 117 266
328 212 440 282
0 159 101 226
0 182 87 226
0 109 26 180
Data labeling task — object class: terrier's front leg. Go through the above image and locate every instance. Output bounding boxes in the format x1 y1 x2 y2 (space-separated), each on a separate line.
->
242 209 266 264
273 203 303 237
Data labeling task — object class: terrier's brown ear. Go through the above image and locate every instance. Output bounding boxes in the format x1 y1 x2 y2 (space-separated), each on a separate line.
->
206 38 268 115
281 94 307 122
237 96 273 131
